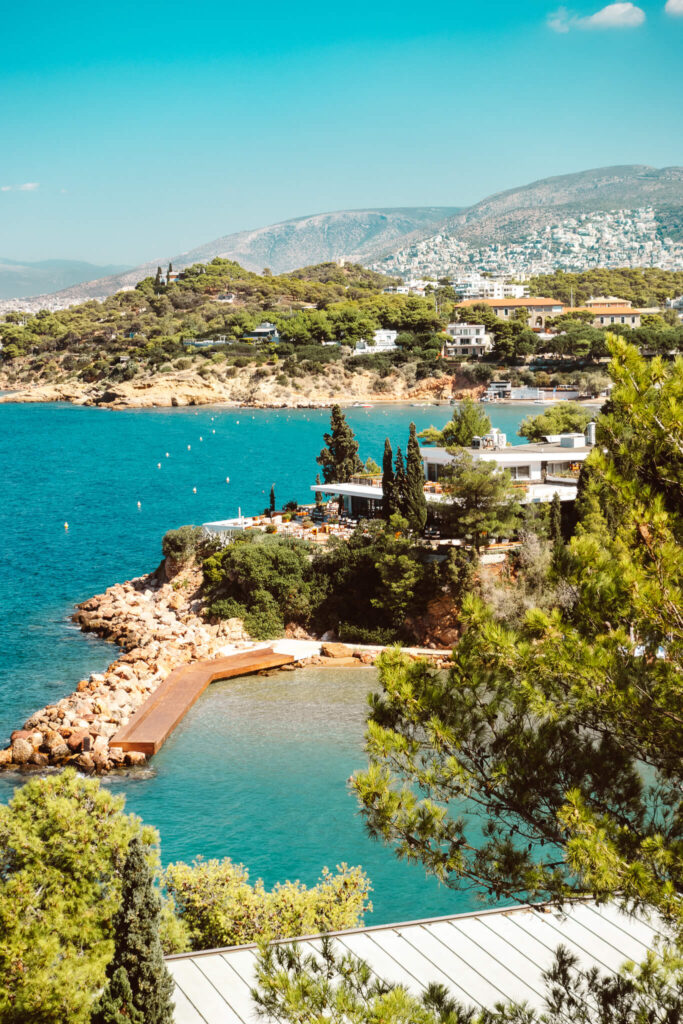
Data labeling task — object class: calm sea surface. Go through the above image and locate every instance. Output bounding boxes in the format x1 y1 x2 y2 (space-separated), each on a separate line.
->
0 400 536 921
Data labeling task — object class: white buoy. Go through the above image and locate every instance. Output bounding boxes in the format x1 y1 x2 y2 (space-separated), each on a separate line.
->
193 487 197 494
236 420 239 425
137 501 141 508
226 476 230 483
165 452 169 457
199 436 203 441
212 429 215 434
64 522 69 530
157 463 161 468
187 444 191 450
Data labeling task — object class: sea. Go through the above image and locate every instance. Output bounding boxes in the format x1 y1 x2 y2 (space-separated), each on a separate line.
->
0 400 537 922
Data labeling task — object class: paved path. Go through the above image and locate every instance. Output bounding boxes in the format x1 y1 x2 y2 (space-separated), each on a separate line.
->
110 648 295 756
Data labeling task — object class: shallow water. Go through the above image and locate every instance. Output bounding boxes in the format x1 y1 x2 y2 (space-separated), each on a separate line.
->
0 400 533 922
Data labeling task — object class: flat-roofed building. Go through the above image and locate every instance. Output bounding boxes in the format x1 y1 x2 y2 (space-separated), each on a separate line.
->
311 429 596 517
442 322 494 358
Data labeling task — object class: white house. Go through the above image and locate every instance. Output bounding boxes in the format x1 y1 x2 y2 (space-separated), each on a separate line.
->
442 322 493 358
421 429 593 503
311 427 596 516
353 329 399 355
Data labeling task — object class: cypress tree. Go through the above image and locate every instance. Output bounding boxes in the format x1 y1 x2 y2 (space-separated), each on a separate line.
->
91 967 144 1024
393 447 406 517
100 837 174 1024
269 484 276 515
316 405 363 483
404 422 427 534
549 491 562 544
381 438 395 520
315 473 323 508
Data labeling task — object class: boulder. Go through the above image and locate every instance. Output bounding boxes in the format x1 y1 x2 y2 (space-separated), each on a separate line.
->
30 751 49 767
321 642 352 659
125 751 147 767
0 748 13 766
66 730 88 752
11 738 32 764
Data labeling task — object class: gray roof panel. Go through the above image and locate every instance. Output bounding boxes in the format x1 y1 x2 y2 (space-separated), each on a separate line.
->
168 901 667 1023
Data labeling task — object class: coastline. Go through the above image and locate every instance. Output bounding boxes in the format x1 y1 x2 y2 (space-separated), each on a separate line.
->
0 558 450 775
0 364 486 410
0 376 601 411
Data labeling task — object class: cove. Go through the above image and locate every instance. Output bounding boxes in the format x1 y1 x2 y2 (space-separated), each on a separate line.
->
0 400 536 923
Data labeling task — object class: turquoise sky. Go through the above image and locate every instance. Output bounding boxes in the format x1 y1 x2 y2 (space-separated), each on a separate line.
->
1 0 682 264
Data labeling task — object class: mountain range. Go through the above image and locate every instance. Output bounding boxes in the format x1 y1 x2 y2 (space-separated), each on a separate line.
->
0 259 130 302
2 165 681 312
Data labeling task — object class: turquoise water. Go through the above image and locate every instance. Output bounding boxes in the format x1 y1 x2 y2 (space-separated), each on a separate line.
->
0 400 534 922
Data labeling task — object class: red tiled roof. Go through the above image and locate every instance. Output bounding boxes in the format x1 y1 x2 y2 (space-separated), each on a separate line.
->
457 297 564 308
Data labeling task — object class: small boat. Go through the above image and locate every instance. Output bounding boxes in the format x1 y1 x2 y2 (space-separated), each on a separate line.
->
352 402 372 408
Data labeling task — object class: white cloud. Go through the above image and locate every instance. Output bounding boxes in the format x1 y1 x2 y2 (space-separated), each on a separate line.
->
1 182 40 192
581 2 646 26
665 0 683 15
548 1 645 30
548 5 572 30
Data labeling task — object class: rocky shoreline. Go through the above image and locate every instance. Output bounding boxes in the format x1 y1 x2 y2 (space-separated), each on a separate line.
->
0 562 250 773
0 560 452 775
0 365 482 410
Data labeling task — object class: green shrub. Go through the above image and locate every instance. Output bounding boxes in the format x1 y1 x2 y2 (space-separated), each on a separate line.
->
264 524 277 534
161 525 203 562
175 357 191 370
207 597 247 620
164 859 371 951
337 622 397 646
243 591 284 639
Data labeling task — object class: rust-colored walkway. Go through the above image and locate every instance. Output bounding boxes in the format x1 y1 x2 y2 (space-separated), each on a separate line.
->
110 648 295 756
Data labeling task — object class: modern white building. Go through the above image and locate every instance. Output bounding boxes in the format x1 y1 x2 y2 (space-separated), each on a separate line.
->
421 429 592 503
311 427 596 516
442 322 494 358
353 328 399 355
452 274 529 300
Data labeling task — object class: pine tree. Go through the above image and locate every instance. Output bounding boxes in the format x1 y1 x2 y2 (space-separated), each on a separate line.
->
91 967 144 1024
316 405 363 483
403 423 427 534
549 491 562 544
392 447 406 517
102 838 174 1024
381 438 395 521
269 485 276 515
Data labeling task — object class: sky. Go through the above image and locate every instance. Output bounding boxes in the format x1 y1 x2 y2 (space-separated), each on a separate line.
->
1 0 682 265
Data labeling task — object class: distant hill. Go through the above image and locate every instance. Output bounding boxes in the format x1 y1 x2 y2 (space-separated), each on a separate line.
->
0 258 130 300
1 208 458 312
3 164 681 312
438 164 683 245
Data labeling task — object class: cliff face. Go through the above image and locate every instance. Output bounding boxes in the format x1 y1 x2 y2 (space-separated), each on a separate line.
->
0 363 483 409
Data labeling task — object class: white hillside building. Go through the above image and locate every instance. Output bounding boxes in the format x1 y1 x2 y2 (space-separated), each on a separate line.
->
311 426 597 518
442 322 493 358
353 328 399 355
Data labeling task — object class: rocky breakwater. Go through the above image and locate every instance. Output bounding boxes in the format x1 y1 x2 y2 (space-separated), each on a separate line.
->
0 563 248 773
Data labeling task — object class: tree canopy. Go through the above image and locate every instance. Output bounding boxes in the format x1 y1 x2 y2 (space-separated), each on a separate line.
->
418 398 492 448
353 337 683 944
317 404 363 483
518 402 593 441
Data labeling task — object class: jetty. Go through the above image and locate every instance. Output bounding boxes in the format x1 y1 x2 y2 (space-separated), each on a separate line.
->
110 647 295 756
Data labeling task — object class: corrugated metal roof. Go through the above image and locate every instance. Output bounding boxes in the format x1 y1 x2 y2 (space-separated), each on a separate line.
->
167 901 665 1023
